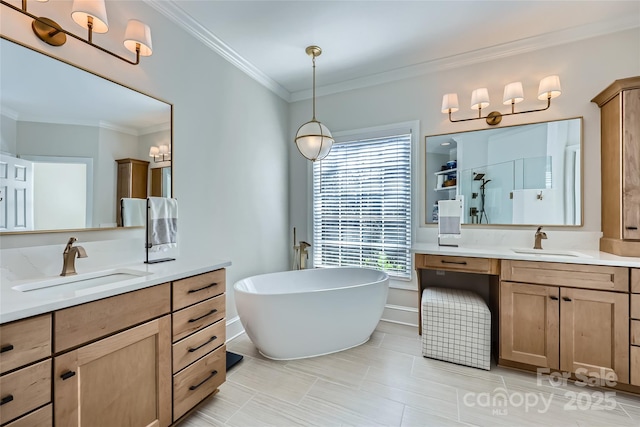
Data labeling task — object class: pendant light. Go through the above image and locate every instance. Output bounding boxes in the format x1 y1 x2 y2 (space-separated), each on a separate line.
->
295 46 334 161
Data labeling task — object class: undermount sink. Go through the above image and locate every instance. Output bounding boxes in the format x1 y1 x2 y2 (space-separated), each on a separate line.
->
511 248 592 258
12 268 152 294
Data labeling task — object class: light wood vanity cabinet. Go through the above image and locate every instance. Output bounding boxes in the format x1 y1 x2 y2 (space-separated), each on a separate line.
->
0 314 52 426
500 260 629 384
592 77 640 257
171 269 227 422
631 269 640 386
53 283 172 427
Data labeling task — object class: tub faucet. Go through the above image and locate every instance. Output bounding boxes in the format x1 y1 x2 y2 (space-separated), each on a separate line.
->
533 226 547 250
61 237 87 276
298 241 311 270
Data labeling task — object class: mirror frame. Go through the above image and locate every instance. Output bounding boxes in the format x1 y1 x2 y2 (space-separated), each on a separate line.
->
0 36 173 235
424 116 583 227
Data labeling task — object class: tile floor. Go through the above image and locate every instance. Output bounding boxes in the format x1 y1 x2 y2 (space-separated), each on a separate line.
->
180 322 640 426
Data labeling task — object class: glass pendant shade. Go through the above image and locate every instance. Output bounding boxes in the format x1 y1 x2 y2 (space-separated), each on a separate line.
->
71 0 109 33
295 120 334 161
124 19 153 56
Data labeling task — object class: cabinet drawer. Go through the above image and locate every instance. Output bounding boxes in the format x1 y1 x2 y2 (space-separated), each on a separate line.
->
0 315 51 374
632 320 640 346
633 269 640 293
173 269 225 310
4 403 51 427
632 346 640 387
415 254 499 274
501 260 629 292
173 344 226 421
173 320 225 373
632 294 640 320
0 360 51 425
173 294 225 342
54 282 170 352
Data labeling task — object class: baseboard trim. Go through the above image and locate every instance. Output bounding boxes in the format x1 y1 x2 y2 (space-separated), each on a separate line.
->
226 316 244 342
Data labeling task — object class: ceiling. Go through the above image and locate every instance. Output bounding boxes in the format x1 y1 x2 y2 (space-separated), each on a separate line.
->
148 0 640 101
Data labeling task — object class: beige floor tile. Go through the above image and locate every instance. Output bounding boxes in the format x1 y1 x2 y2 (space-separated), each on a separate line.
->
179 412 225 427
363 330 385 348
620 402 640 421
411 357 505 394
195 382 254 423
401 406 470 427
225 392 339 427
376 321 420 338
227 357 317 404
304 378 405 426
284 352 370 388
226 334 270 361
332 342 415 376
380 333 422 356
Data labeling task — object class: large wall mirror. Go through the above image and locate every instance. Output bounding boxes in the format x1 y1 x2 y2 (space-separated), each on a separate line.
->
425 117 582 226
0 38 172 233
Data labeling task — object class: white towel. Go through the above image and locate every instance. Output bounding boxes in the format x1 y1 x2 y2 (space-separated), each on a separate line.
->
438 199 462 237
121 198 146 227
147 197 178 252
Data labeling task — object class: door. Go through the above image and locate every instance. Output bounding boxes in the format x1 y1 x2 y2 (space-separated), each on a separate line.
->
623 88 640 240
54 316 171 427
500 281 559 368
560 288 629 384
0 154 33 231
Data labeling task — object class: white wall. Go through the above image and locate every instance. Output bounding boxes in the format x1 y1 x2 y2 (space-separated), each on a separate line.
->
0 114 17 154
289 28 639 323
0 0 291 324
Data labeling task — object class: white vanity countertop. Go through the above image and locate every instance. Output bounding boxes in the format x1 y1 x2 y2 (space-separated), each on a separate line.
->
0 257 232 324
411 243 640 268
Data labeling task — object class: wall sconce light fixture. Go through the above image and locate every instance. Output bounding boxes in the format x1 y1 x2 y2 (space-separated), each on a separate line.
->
294 45 334 162
441 76 562 126
149 144 170 163
1 0 152 65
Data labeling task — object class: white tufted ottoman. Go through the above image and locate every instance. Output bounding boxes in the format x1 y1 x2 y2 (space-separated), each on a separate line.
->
421 287 491 370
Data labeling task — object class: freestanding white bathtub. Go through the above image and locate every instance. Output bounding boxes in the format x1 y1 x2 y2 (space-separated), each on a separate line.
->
234 267 389 360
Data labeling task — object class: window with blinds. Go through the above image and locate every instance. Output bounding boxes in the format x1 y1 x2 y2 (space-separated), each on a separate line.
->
312 132 412 278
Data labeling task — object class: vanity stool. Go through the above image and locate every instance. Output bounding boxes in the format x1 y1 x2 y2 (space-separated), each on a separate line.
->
421 287 491 370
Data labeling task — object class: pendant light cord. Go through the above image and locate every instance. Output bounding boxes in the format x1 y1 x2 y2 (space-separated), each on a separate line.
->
311 54 316 120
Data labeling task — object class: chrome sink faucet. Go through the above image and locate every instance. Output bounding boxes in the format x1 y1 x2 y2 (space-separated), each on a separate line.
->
533 226 547 250
61 237 88 276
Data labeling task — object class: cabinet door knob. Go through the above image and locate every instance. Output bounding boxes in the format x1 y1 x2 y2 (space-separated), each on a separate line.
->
188 283 218 294
549 296 559 300
188 309 218 323
0 395 14 406
60 370 76 380
626 226 638 230
562 297 572 302
188 336 218 353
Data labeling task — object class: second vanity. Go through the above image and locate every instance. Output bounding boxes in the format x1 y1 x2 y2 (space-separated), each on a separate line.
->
0 254 231 427
413 243 640 393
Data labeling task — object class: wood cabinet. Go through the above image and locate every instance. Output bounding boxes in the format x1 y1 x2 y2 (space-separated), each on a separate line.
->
54 316 171 427
171 269 227 422
116 158 150 226
631 269 640 386
0 314 52 426
592 77 640 257
500 260 629 384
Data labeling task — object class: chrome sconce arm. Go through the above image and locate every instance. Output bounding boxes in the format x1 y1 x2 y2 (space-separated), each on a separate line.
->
442 76 561 126
1 0 152 66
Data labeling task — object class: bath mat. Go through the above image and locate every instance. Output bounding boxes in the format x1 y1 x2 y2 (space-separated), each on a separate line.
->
226 351 244 371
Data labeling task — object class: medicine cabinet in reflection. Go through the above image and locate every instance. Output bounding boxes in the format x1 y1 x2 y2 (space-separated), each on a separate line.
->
425 117 582 226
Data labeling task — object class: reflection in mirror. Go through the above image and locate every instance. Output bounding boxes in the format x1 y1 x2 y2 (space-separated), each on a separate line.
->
425 118 582 226
0 38 172 233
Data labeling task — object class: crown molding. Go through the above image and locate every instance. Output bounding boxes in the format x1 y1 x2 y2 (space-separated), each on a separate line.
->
142 1 637 104
143 0 291 102
140 122 171 136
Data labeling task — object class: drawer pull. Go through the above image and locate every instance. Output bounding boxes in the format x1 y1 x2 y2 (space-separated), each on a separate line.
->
562 297 572 302
188 309 218 323
60 370 76 380
441 260 467 265
189 370 218 391
626 226 638 230
0 395 14 406
188 283 218 294
188 336 218 353
549 296 559 300
0 344 14 353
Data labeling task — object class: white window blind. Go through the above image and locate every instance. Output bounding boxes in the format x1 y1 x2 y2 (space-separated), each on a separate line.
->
313 133 412 278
